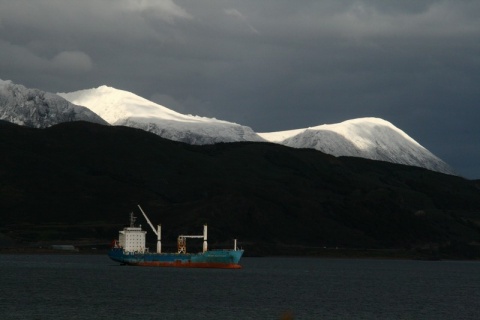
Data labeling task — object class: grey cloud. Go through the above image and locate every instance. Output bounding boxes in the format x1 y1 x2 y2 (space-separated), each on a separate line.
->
224 8 259 34
132 0 193 22
0 41 92 75
0 40 46 71
51 51 93 73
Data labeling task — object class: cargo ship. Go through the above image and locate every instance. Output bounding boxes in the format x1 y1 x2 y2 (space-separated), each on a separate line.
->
108 205 244 269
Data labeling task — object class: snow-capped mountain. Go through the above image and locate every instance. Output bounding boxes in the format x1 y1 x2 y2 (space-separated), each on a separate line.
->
258 118 456 175
1 79 456 175
58 86 265 145
0 79 107 128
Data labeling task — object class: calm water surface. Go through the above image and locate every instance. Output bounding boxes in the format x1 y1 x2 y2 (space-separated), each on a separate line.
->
0 255 479 319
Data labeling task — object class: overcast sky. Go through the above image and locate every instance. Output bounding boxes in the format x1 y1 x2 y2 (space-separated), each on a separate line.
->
1 0 479 178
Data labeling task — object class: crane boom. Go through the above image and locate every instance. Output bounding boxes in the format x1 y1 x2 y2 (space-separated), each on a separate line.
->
137 205 158 236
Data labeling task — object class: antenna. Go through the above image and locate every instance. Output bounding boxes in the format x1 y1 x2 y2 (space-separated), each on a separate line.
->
129 212 137 227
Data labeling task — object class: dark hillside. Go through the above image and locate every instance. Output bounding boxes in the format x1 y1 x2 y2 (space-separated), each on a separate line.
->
1 121 480 258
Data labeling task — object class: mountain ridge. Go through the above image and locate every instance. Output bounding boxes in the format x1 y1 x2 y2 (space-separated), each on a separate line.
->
59 85 455 175
58 85 266 145
0 79 455 175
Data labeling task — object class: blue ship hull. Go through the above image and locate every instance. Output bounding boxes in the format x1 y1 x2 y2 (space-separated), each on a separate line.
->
108 248 244 268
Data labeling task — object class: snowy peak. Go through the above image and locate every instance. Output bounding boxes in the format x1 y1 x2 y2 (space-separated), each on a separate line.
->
309 118 422 150
58 85 216 124
259 118 418 146
59 86 265 145
259 118 456 175
0 79 107 128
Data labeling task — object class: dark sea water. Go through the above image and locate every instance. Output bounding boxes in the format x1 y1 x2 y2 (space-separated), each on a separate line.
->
0 255 479 319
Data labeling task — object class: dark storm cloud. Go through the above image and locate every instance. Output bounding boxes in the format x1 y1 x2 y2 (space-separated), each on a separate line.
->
1 0 479 178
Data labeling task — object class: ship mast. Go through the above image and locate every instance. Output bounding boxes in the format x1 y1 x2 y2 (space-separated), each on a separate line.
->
137 205 161 253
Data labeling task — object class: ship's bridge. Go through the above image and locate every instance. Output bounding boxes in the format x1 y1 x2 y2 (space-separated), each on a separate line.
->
119 214 147 252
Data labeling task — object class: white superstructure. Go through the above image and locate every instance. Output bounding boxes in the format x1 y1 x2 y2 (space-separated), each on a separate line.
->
118 213 146 252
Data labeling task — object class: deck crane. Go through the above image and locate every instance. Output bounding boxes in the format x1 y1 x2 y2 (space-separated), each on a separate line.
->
137 205 162 253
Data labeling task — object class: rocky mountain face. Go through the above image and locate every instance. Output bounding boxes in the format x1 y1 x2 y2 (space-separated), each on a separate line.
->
0 79 107 128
